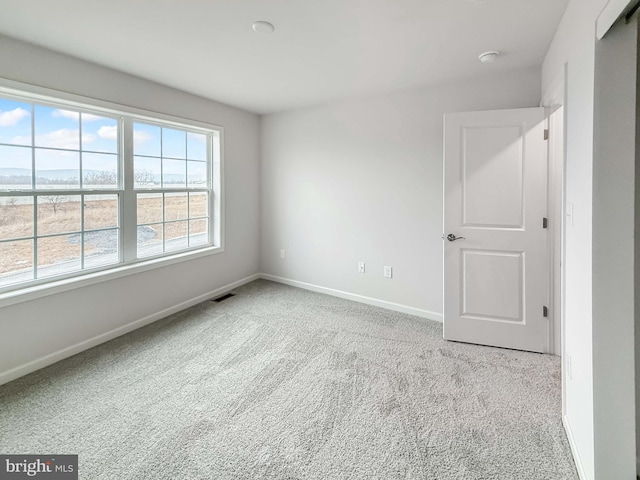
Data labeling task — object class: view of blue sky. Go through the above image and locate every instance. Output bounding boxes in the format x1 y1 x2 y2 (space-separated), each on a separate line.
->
0 97 208 186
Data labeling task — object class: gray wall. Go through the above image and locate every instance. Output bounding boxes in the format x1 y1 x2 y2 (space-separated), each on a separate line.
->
593 15 637 478
0 35 261 382
637 23 640 475
260 69 541 318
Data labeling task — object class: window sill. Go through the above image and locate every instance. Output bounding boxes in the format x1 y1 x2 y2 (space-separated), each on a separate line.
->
0 245 223 309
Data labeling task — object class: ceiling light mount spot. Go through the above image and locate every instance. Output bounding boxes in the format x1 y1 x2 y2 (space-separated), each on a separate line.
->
478 51 500 63
252 21 275 34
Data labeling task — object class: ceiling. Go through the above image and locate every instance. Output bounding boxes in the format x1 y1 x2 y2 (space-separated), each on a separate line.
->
0 0 568 115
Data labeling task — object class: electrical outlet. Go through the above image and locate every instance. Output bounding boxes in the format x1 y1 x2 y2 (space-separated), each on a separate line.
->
280 249 286 259
358 262 365 273
384 266 392 278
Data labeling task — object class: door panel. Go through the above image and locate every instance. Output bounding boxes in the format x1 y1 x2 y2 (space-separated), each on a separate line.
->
462 249 523 322
463 126 524 228
443 107 548 353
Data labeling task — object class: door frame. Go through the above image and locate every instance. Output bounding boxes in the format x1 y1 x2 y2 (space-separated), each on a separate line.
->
541 65 567 411
547 105 564 357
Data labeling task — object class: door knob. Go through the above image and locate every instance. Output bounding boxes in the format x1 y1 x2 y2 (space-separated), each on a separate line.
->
446 234 465 242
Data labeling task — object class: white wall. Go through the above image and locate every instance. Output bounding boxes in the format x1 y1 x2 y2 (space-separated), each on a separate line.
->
542 2 599 477
260 69 541 319
542 1 637 478
0 35 261 383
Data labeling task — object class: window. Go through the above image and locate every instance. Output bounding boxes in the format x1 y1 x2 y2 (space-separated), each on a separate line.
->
133 122 211 257
0 87 221 294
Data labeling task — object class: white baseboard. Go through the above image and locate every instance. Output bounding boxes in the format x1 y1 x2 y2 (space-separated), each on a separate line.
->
0 274 260 386
563 414 588 480
259 273 443 322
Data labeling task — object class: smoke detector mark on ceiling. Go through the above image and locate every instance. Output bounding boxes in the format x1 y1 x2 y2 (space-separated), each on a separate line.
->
252 21 275 34
478 51 500 63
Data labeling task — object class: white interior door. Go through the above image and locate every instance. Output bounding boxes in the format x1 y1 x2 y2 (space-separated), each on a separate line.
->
443 107 549 353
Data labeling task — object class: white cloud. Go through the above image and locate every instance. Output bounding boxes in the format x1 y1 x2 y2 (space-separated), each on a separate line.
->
10 135 31 144
43 129 80 149
0 107 30 126
82 113 102 122
134 129 152 146
12 129 95 149
52 109 103 122
98 125 117 141
52 109 79 121
187 132 206 143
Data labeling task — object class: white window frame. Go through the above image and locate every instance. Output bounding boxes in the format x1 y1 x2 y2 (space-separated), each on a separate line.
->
0 79 224 308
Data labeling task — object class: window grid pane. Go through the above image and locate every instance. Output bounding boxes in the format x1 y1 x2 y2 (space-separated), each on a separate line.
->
136 190 210 259
36 234 82 279
0 191 122 287
0 196 34 241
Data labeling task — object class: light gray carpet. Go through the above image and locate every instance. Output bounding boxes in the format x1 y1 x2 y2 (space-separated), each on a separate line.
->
0 280 577 479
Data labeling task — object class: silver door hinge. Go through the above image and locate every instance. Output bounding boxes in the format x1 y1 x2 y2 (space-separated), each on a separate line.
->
543 306 549 318
544 129 549 140
543 217 548 229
